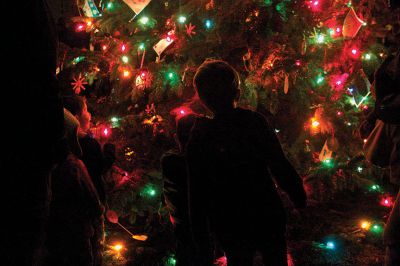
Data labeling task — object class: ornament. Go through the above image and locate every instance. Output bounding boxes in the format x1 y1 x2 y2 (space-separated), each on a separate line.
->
122 0 151 15
185 23 196 38
283 73 289 94
319 140 333 162
153 30 175 57
135 70 153 90
71 73 88 94
342 7 365 38
206 0 215 10
82 0 101 17
106 210 148 241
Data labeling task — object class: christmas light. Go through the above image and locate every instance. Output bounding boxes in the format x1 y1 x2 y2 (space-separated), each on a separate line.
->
121 44 127 52
322 158 334 168
311 118 320 128
112 244 123 251
371 224 383 233
316 34 325 44
380 196 393 207
204 19 214 29
139 16 150 25
360 220 371 230
123 70 131 78
76 24 85 32
103 128 111 137
106 2 114 9
102 45 108 51
326 241 335 249
178 15 187 24
364 53 371 60
357 166 363 173
370 184 380 191
122 56 129 63
138 43 145 50
166 255 177 266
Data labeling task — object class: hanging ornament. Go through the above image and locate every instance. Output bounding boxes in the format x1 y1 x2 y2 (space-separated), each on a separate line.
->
319 139 333 162
153 30 175 58
283 73 289 94
106 210 148 241
71 73 88 94
122 0 151 15
342 7 365 38
135 70 153 90
185 23 197 38
81 0 101 17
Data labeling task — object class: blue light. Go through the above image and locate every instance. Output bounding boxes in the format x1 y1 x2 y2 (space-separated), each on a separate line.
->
326 241 335 249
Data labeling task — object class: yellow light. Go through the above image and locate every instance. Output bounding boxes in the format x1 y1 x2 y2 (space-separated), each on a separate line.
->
311 118 320 128
123 70 131 78
361 221 371 230
87 21 93 27
113 244 123 251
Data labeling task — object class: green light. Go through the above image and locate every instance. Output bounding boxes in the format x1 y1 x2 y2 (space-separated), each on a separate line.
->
328 28 335 36
326 241 335 249
322 158 334 168
347 1 352 7
111 117 119 123
122 56 129 63
142 184 157 198
316 76 324 84
168 72 174 79
264 0 273 6
371 224 383 233
178 16 187 24
165 256 177 266
364 53 371 60
139 16 150 25
138 43 145 50
371 185 379 190
107 2 114 9
275 2 284 11
316 34 325 44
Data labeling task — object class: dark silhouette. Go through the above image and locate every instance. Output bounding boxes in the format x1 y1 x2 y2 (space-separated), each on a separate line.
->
187 60 307 266
63 95 115 266
46 109 103 266
2 1 64 265
162 114 199 265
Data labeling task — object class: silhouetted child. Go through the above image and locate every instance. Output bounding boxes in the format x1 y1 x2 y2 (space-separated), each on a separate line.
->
63 95 115 266
187 60 307 266
46 109 103 266
162 114 199 265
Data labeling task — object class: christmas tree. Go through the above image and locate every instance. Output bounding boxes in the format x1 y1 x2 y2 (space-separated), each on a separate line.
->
54 0 399 264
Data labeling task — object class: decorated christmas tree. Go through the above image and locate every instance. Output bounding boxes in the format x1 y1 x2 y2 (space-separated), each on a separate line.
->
54 0 399 264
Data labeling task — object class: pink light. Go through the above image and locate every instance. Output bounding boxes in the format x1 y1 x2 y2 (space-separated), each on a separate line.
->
103 128 110 137
121 44 126 52
313 1 319 5
352 49 358 55
76 24 85 31
295 60 301 66
336 27 341 33
380 196 393 207
166 36 172 42
337 111 343 116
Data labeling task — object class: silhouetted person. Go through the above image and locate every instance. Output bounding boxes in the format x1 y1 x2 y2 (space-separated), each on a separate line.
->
187 60 307 266
2 1 64 265
162 114 199 265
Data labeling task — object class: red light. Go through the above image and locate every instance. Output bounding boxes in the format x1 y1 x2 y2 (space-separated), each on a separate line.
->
121 44 127 52
103 128 110 137
352 49 357 55
76 24 85 32
380 196 393 207
337 111 343 116
102 45 108 51
166 36 172 42
295 60 301 66
336 27 341 33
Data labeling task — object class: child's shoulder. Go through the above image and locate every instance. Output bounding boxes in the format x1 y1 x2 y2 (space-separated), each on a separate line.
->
235 107 268 124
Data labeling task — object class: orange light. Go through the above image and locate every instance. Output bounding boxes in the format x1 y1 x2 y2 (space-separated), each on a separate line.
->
113 244 123 251
311 118 320 128
123 70 131 78
361 220 371 230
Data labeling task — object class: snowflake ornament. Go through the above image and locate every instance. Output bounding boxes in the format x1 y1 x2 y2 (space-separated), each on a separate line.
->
185 23 196 38
71 73 88 94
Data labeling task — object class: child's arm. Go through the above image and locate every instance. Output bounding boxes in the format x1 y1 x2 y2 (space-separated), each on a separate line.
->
258 114 307 208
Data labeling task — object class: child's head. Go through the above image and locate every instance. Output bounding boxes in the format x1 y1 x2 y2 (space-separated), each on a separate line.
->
63 95 92 132
193 59 240 114
175 114 196 152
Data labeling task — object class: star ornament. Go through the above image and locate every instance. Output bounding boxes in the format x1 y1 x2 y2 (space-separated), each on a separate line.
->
71 73 88 94
185 23 196 38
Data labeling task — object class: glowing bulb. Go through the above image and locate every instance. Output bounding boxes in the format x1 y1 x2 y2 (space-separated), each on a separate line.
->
121 44 127 52
351 49 358 55
316 34 325 44
113 244 123 251
76 24 85 31
166 36 172 42
107 2 113 9
178 16 187 24
123 70 131 78
311 118 320 128
364 53 371 60
102 45 108 51
357 166 363 173
205 19 213 29
138 43 145 50
139 16 149 25
111 117 119 123
326 242 335 249
361 221 371 230
122 56 129 63
87 21 93 27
